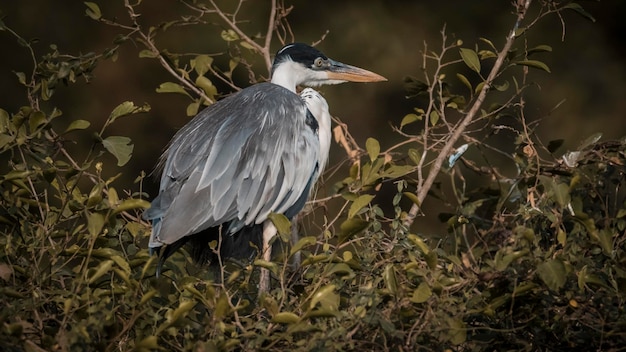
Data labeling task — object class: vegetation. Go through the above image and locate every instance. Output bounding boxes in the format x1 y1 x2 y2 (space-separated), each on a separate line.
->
1 0 624 351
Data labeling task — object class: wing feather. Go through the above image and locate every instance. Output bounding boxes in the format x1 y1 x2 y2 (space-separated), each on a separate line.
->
145 83 321 246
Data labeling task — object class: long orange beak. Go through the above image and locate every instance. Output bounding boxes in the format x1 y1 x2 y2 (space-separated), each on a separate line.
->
325 60 387 83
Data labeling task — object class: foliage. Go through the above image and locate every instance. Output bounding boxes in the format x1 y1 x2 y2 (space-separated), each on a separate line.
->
1 1 624 351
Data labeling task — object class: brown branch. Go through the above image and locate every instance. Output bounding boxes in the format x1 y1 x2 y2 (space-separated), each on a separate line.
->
403 0 533 228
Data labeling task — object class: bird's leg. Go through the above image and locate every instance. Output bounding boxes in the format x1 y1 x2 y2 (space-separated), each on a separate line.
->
259 220 277 293
290 214 301 270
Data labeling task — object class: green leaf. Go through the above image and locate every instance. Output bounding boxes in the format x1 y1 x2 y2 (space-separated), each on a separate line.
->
348 194 375 219
456 73 472 92
138 49 158 58
403 192 420 207
459 48 481 73
64 119 90 133
88 260 113 284
408 149 421 165
156 82 190 96
537 259 567 291
310 284 338 311
195 76 217 98
365 137 380 162
135 336 159 350
429 110 439 126
267 213 291 237
596 229 614 255
527 44 553 56
28 111 47 133
383 264 398 295
338 218 369 241
271 312 300 324
187 101 200 117
102 136 134 166
552 181 571 208
563 3 596 22
400 113 421 129
383 165 414 179
112 198 151 214
221 29 239 42
84 2 101 20
87 212 105 237
191 55 214 76
515 60 551 73
410 282 432 303
109 101 149 123
290 236 317 256
446 317 467 345
168 300 196 324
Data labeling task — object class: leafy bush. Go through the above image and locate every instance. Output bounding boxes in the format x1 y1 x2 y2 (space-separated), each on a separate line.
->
1 1 624 351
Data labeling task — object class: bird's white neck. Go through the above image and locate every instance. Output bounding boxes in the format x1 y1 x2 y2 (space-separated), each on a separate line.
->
270 60 306 92
271 59 339 92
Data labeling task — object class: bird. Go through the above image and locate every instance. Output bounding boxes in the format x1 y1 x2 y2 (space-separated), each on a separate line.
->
143 42 386 292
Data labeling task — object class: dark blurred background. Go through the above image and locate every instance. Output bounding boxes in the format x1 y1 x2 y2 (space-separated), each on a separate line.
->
1 1 624 232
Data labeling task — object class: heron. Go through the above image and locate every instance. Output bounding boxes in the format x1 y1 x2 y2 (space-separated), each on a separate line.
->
144 43 386 292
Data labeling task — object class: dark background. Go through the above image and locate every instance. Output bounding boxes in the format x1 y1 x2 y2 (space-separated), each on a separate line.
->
1 0 624 232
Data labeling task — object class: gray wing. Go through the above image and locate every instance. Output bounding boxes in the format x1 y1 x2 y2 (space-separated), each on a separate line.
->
144 83 321 247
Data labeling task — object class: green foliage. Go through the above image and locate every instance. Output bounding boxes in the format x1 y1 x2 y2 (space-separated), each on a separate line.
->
1 1 624 351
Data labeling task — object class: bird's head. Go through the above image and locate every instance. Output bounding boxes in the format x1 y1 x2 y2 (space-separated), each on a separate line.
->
271 43 386 92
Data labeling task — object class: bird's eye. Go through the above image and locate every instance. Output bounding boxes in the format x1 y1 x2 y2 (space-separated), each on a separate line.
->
314 57 325 68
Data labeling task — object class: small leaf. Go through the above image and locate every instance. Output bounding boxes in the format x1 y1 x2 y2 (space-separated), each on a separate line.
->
271 312 300 324
267 213 291 237
383 264 398 295
64 119 90 133
84 2 101 20
527 44 553 56
348 194 375 219
338 218 369 241
429 110 439 126
28 111 47 133
552 181 571 208
410 282 432 303
88 260 113 284
459 48 481 73
537 259 567 291
221 29 239 42
400 113 421 129
108 101 149 123
135 336 159 350
138 49 158 58
190 54 214 76
156 82 190 96
446 317 467 345
408 149 421 165
563 3 596 22
102 136 134 166
515 60 551 73
365 138 380 162
456 73 472 92
87 212 105 237
403 192 420 207
112 198 151 214
290 236 317 256
186 102 200 117
310 284 338 311
195 76 217 98
168 300 196 323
